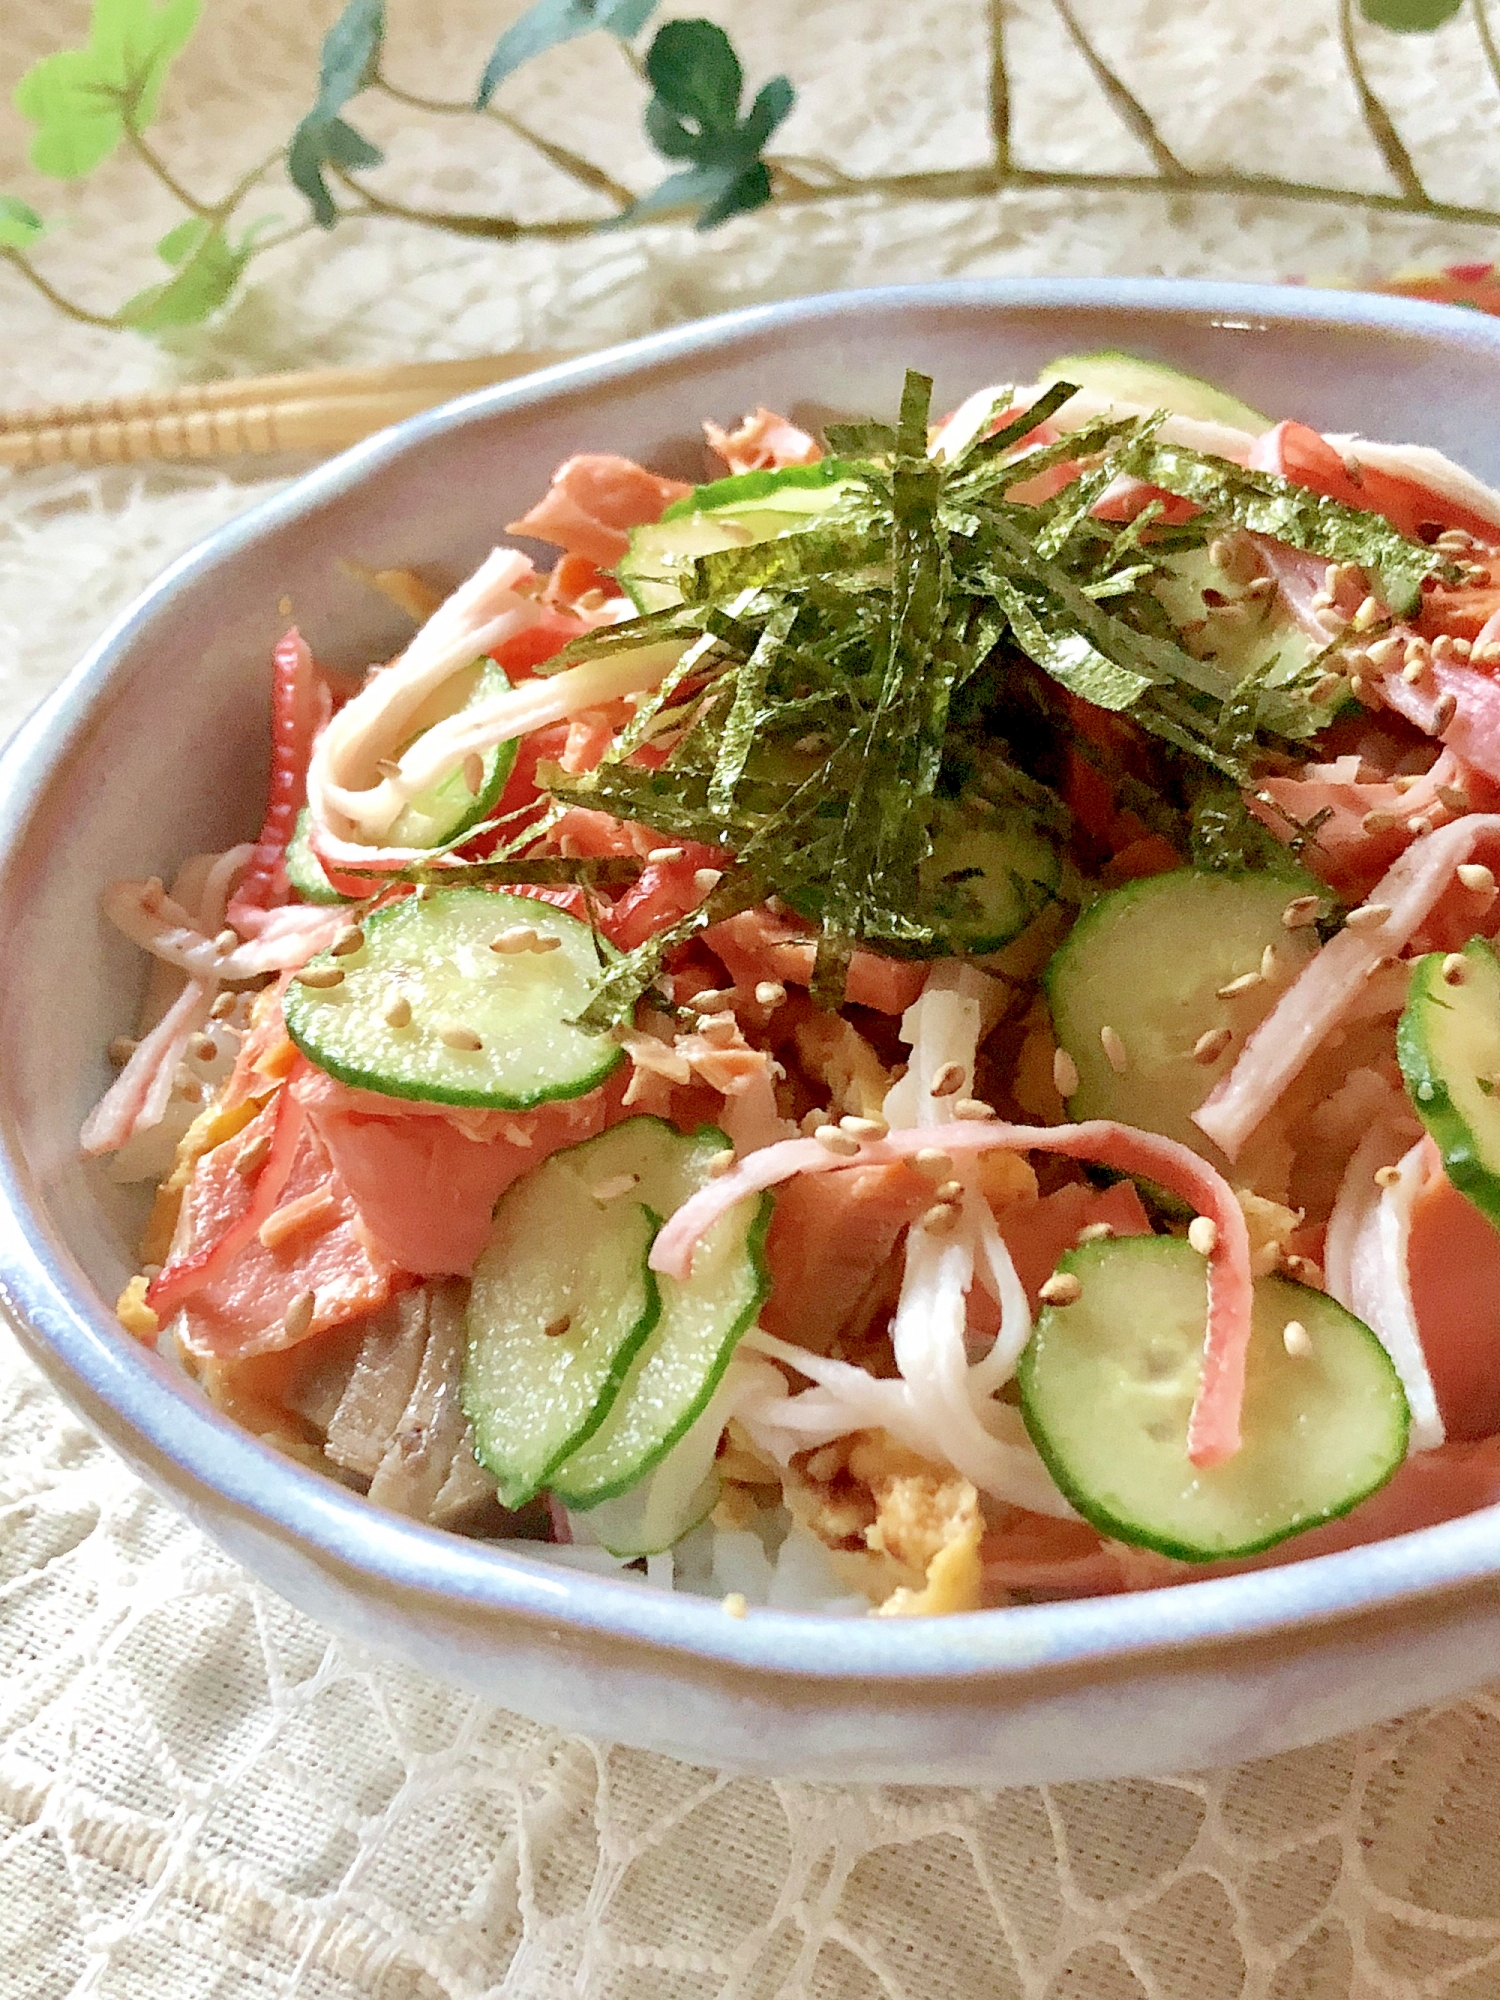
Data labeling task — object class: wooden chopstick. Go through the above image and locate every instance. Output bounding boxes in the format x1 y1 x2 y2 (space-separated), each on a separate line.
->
0 351 568 473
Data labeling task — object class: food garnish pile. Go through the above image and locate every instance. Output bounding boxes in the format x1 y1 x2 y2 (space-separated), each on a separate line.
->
91 354 1500 1616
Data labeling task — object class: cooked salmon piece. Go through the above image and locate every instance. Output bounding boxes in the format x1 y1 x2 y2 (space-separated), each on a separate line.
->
760 1162 933 1352
507 454 691 567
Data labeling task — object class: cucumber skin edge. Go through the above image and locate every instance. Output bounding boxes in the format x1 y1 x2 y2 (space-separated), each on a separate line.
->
283 1013 624 1112
1015 1247 1408 1564
551 1185 775 1509
1396 943 1500 1233
462 1204 664 1510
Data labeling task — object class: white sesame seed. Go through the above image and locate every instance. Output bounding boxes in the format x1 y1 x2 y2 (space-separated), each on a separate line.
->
1100 1025 1129 1074
330 925 365 957
930 1061 966 1097
1360 809 1399 835
1392 772 1423 793
814 1125 861 1156
591 1173 640 1203
234 1132 272 1177
1039 1272 1083 1307
1442 953 1468 985
1053 1048 1080 1097
1246 575 1276 598
920 1201 961 1235
1459 863 1496 893
694 868 723 895
175 1077 204 1104
1402 656 1431 686
841 1114 889 1140
696 1013 738 1045
1310 590 1335 612
1344 903 1391 933
437 1020 483 1051
754 981 786 1008
210 993 238 1021
1260 943 1281 982
1281 896 1322 930
646 846 685 865
1192 1026 1233 1065
1367 636 1405 669
1453 639 1473 660
1217 970 1264 998
1437 785 1472 815
295 964 345 989
932 1180 964 1204
722 1591 748 1618
1076 1221 1114 1243
1351 595 1383 632
1208 537 1236 571
914 1148 955 1178
1282 1320 1312 1358
693 987 736 1012
1350 674 1382 710
1187 1217 1219 1255
1430 691 1458 736
382 989 412 1029
375 757 402 779
107 1035 138 1066
530 934 562 954
490 925 537 954
283 1290 316 1341
1374 1164 1403 1188
214 928 238 953
1407 814 1434 837
544 1313 572 1339
462 752 485 796
952 1098 998 1121
707 1149 736 1177
1479 643 1500 667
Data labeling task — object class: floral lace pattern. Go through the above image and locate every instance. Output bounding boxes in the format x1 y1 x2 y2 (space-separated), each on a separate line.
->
8 1 1500 1991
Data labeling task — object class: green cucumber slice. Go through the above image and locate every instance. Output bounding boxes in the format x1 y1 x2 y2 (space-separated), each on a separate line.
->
550 1128 772 1507
464 1159 660 1507
1149 546 1322 699
789 794 1061 957
463 1117 763 1510
283 887 622 1109
1398 935 1500 1228
1017 1237 1409 1561
1043 870 1319 1158
386 658 516 848
1038 350 1270 433
286 807 350 905
618 460 863 612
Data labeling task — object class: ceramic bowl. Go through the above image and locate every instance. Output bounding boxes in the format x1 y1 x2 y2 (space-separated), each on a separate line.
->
6 280 1500 1786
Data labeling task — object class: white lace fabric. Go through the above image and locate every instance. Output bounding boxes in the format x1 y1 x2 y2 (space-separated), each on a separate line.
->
7 2 1500 1993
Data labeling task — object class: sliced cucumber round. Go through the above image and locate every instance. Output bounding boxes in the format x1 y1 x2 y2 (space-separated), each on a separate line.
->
618 461 862 612
1037 350 1270 433
464 1148 660 1506
1043 869 1319 1156
385 657 516 848
1398 935 1500 1229
1017 1236 1409 1561
286 806 350 905
550 1128 772 1507
463 1118 765 1511
284 887 622 1108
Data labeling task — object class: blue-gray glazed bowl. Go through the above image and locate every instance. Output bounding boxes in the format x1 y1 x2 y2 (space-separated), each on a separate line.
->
4 280 1500 1785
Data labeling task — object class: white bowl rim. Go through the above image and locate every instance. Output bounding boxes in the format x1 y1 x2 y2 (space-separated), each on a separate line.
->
5 275 1500 1684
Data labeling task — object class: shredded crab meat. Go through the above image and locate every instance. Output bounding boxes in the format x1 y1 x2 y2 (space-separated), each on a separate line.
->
1321 435 1500 535
654 1119 1254 1469
1195 816 1500 1161
101 878 349 982
1325 1118 1445 1453
306 546 542 845
81 978 214 1158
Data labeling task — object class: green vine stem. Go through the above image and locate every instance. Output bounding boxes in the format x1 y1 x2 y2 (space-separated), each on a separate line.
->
3 0 1499 343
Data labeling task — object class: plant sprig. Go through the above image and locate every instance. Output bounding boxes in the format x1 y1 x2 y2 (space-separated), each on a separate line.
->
4 0 1500 339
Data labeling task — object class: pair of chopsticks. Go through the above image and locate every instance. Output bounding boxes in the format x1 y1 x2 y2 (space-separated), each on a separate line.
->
0 351 566 473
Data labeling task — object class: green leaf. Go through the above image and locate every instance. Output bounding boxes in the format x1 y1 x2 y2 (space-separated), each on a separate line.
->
117 217 247 329
1358 0 1463 28
0 196 44 249
15 0 201 179
477 0 657 107
286 0 385 228
627 20 793 228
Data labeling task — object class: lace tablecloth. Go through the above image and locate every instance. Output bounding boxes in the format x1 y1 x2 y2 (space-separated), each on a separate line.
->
8 2 1500 1993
